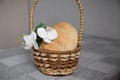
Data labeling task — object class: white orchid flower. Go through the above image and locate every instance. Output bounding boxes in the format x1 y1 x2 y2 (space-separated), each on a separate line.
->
37 27 57 43
23 32 38 49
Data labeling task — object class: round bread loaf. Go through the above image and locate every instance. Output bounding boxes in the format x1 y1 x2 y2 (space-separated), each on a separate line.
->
40 22 78 51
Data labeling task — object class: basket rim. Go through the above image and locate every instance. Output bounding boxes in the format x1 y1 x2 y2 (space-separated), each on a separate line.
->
33 45 80 54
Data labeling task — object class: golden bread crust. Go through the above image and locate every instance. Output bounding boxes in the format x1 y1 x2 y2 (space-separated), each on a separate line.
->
40 22 78 51
40 42 65 51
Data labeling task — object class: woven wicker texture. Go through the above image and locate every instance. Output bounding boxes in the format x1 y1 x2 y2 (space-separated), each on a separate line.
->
30 0 84 75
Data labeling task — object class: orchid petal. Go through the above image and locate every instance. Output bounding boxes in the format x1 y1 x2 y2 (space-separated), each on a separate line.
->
43 38 52 43
30 31 37 40
33 41 39 49
23 32 38 50
24 44 32 49
23 35 32 44
47 29 57 40
37 28 47 38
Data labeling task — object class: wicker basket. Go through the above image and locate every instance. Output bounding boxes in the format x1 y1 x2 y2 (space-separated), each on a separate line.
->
30 0 84 75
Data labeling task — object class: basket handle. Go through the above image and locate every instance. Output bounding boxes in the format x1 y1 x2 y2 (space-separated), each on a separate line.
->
29 0 84 46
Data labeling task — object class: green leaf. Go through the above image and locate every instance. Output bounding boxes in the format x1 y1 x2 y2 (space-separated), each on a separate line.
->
36 38 43 47
35 22 46 33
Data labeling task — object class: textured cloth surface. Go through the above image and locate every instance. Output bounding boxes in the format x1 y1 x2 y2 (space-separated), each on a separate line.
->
0 36 120 80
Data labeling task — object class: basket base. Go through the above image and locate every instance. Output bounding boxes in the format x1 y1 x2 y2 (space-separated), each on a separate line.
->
33 50 80 75
38 66 77 76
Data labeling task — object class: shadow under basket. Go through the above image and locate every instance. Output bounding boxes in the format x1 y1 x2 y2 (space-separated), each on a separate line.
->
30 0 84 75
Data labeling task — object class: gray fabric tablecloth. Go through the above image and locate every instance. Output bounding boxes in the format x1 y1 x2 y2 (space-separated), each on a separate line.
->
0 37 120 80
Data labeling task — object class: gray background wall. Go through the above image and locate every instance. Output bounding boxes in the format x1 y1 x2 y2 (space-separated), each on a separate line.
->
0 0 28 49
0 0 120 49
29 0 120 39
82 0 120 39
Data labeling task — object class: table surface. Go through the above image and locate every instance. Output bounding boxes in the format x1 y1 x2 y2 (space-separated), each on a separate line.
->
0 36 120 80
